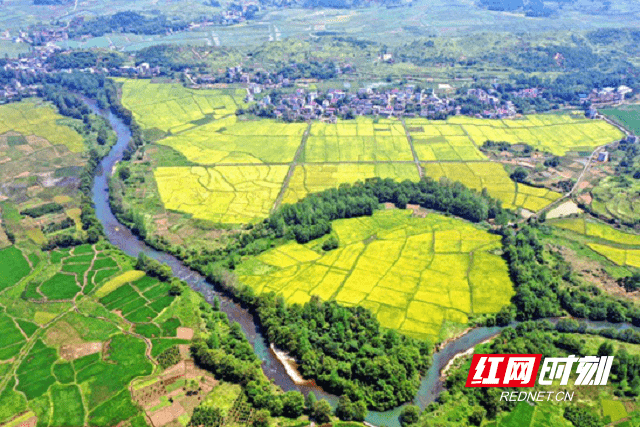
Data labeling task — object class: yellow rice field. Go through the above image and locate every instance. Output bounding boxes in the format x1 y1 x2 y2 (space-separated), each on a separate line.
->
156 116 307 164
306 117 413 162
118 79 247 133
406 115 623 157
237 210 514 340
154 165 289 223
116 81 609 222
423 162 561 211
553 218 640 246
0 100 84 152
282 163 420 204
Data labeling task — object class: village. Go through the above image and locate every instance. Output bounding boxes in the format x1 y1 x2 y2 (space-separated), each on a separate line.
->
0 27 634 123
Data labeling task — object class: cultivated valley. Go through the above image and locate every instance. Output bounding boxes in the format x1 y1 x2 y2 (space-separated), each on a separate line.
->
2 1 640 427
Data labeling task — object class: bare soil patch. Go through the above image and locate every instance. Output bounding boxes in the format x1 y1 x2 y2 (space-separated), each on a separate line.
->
176 327 194 340
149 401 186 427
133 359 219 427
60 342 102 361
553 245 638 301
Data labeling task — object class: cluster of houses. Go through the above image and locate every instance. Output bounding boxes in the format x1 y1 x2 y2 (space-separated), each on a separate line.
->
252 86 461 121
193 62 354 88
581 86 633 104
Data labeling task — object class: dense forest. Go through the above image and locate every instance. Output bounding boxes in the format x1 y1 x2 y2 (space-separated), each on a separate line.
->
47 51 125 70
501 224 640 327
69 11 189 38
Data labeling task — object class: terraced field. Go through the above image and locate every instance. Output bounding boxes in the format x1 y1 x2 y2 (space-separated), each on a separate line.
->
423 162 562 211
591 176 640 223
552 217 640 246
117 81 622 224
0 100 85 152
0 243 190 426
237 210 514 340
551 217 640 269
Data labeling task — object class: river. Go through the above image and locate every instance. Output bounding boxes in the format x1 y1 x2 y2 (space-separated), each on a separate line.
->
88 99 626 426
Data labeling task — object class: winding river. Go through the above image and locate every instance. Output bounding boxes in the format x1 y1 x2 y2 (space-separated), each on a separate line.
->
88 100 639 426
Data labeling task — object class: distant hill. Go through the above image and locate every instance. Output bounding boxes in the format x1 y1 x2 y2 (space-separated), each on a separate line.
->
33 0 73 5
477 0 575 16
259 0 408 9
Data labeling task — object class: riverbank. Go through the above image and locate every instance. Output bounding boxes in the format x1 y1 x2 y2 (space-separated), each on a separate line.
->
270 344 311 385
439 336 496 380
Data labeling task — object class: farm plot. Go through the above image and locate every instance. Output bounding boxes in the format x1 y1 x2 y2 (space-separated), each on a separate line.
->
441 114 623 156
405 119 486 161
0 100 85 152
0 241 194 426
305 118 414 162
237 209 514 340
282 163 420 205
118 79 244 133
553 218 640 246
588 243 640 268
154 165 289 223
98 274 175 323
423 162 561 211
0 247 31 291
591 176 640 224
156 116 306 164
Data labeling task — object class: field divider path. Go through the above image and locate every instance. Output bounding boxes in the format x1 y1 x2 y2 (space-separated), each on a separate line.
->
271 122 311 212
401 118 424 178
0 307 73 394
533 143 609 221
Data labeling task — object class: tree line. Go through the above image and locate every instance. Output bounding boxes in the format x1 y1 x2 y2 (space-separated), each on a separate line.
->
501 224 639 325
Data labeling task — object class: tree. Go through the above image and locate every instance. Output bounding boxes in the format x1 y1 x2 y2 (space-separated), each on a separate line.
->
169 279 183 296
97 128 108 145
311 400 332 424
510 167 528 183
321 235 339 251
336 395 354 421
253 409 270 427
469 406 486 426
305 391 317 413
563 406 602 427
118 165 131 181
352 399 367 421
400 405 420 426
597 342 614 357
282 391 305 418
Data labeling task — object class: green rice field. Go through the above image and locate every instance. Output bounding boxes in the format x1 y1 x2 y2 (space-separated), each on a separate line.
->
0 242 191 426
601 104 640 135
237 209 514 340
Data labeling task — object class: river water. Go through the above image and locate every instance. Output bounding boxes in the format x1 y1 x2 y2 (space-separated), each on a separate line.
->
88 99 602 426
